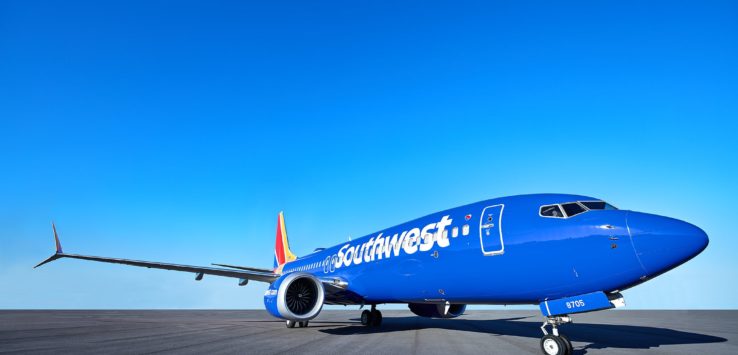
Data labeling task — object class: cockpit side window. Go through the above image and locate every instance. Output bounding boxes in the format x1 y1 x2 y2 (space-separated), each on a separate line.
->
580 201 617 210
540 204 565 218
561 202 586 217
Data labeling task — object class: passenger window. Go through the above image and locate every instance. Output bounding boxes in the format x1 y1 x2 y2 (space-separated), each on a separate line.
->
562 202 586 217
452 227 459 238
540 205 564 218
424 233 433 243
462 224 470 236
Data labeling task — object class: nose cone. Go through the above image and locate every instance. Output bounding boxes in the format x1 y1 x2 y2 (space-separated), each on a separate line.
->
627 212 708 277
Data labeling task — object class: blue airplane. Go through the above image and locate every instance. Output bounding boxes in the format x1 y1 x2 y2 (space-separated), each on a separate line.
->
36 193 708 355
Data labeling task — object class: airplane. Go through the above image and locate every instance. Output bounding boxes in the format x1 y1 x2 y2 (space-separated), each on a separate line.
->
36 193 709 355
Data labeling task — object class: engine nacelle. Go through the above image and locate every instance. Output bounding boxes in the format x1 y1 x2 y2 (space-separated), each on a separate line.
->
408 302 466 318
264 273 325 321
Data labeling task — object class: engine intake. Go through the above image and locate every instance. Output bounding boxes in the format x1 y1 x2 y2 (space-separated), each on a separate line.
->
408 302 466 318
264 273 324 321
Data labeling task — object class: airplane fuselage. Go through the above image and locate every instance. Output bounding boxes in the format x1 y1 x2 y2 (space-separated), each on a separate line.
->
279 194 708 306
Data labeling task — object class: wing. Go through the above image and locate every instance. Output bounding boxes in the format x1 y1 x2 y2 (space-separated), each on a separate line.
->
35 223 279 284
210 263 275 273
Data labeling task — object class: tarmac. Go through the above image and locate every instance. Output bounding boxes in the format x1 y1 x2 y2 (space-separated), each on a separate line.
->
0 310 735 354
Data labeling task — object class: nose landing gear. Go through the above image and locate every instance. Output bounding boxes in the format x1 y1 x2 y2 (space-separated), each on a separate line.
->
360 305 383 327
540 316 573 355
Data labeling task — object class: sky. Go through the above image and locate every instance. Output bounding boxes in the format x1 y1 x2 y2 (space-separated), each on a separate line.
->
1 1 736 310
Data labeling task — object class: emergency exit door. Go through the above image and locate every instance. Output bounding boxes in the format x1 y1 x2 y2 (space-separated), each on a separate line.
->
479 204 504 256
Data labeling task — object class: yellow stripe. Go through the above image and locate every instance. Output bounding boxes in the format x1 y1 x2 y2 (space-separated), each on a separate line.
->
280 212 297 263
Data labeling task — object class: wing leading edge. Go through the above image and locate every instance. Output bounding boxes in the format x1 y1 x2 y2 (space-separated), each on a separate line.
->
35 223 279 284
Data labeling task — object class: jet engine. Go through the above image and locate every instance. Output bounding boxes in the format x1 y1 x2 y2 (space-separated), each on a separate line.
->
264 273 325 321
408 302 466 318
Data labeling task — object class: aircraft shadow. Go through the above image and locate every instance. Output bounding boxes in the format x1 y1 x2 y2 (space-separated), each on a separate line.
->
319 316 727 354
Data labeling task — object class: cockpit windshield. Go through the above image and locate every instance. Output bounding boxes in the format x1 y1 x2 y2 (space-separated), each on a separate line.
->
580 201 617 210
561 202 586 217
539 200 617 219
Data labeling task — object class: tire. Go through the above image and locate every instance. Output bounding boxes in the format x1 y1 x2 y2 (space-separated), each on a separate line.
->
298 321 306 328
559 334 572 355
286 320 296 328
361 310 372 326
370 310 382 327
540 334 565 355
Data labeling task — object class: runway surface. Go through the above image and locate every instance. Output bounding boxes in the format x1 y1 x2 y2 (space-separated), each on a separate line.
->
0 310 734 354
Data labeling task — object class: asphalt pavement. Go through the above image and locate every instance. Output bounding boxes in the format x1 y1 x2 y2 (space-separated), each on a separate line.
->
0 310 734 354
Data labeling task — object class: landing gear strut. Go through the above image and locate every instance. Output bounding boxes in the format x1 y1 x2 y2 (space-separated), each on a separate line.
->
540 316 573 355
360 305 382 327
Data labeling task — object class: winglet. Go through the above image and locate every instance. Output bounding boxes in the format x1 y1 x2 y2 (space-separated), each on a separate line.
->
34 222 65 268
52 221 63 254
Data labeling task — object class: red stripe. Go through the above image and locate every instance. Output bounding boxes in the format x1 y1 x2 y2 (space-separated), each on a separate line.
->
274 215 285 265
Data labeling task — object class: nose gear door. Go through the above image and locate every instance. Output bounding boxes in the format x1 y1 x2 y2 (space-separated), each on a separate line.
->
479 204 504 256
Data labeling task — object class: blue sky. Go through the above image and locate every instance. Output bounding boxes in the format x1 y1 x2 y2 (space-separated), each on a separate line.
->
1 1 736 309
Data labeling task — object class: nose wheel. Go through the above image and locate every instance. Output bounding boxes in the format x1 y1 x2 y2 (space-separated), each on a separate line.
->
360 305 383 327
540 316 573 355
